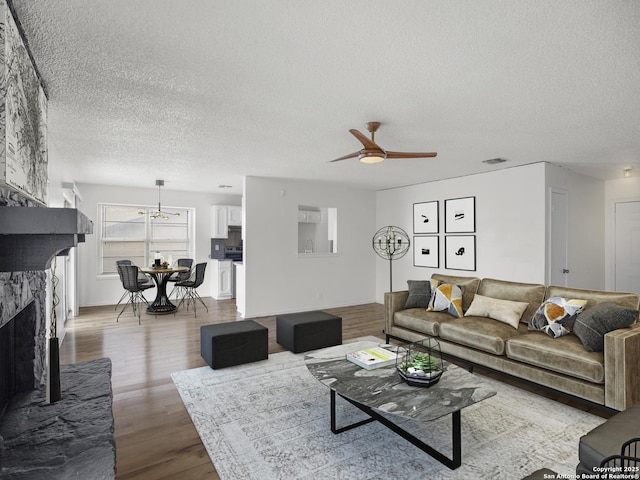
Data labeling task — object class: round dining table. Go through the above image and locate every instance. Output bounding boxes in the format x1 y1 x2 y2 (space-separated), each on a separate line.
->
139 265 190 314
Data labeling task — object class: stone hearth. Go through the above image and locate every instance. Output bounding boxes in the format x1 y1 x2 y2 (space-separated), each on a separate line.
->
0 358 116 479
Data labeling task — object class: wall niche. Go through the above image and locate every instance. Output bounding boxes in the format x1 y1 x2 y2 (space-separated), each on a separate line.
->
297 205 338 255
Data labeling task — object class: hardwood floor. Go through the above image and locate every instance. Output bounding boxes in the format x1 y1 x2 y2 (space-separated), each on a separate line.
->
60 297 609 479
59 297 386 479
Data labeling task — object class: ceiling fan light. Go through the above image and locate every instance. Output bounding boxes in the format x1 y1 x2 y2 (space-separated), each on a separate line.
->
359 152 386 164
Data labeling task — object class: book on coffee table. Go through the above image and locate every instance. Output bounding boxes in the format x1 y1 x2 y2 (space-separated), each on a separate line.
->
346 346 397 370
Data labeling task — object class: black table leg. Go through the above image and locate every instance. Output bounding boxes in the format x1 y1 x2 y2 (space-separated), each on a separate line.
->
147 272 178 314
330 389 462 470
330 389 376 433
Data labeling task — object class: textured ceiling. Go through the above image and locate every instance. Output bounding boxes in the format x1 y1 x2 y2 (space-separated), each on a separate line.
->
10 0 640 194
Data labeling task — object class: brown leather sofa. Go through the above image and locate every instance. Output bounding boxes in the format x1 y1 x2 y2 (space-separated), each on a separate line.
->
385 274 640 411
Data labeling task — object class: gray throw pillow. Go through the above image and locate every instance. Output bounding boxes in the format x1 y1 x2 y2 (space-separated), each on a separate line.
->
404 280 431 309
573 302 639 352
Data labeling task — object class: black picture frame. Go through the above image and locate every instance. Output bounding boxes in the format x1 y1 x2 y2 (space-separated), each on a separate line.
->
413 201 439 234
444 235 476 271
413 236 439 268
444 196 475 233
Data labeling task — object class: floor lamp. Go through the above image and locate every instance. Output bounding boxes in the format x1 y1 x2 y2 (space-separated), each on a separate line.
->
372 226 410 292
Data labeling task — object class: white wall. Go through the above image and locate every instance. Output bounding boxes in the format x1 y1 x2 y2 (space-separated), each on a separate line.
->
46 140 78 342
375 163 548 301
374 162 610 302
76 182 240 307
241 176 376 317
604 175 640 290
545 164 605 289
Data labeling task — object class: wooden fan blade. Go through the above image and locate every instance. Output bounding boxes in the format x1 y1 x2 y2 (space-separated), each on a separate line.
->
329 151 361 162
349 129 381 150
385 151 438 159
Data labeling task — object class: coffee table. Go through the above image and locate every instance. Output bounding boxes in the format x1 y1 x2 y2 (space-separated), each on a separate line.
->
304 339 497 470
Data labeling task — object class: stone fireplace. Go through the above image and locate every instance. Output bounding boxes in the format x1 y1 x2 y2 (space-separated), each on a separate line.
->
0 189 50 412
0 301 38 417
0 273 46 409
0 187 115 479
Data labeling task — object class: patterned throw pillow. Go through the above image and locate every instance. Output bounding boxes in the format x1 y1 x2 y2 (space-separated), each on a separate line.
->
427 280 463 318
528 296 588 338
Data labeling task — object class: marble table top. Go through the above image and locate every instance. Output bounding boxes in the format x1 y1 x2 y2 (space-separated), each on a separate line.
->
305 340 497 423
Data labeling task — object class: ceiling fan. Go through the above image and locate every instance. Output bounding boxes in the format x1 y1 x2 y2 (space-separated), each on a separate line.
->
330 122 437 164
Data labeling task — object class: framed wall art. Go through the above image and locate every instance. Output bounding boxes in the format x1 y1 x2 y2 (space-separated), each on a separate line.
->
445 235 476 271
445 196 475 233
413 236 439 268
413 201 439 234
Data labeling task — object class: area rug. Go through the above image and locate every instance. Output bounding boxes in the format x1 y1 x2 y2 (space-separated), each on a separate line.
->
171 339 605 479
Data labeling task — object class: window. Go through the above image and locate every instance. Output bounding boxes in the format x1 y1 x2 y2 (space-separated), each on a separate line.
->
99 203 194 274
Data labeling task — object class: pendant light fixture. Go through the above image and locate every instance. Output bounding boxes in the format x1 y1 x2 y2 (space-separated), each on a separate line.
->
139 179 180 220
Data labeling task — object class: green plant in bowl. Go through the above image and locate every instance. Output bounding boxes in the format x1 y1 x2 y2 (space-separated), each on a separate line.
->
400 352 440 374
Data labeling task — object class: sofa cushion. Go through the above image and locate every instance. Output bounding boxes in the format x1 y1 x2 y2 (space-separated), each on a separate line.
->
394 309 458 337
465 294 529 329
427 280 464 318
506 332 605 383
573 303 639 352
404 280 431 309
438 316 523 355
545 285 640 310
528 296 588 338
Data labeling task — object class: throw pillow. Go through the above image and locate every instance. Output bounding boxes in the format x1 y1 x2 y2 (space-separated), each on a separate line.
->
573 302 639 352
404 280 431 309
427 280 463 318
465 294 529 329
528 296 588 338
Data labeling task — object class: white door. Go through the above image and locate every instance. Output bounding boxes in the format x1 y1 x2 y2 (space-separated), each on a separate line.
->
615 201 640 294
550 190 569 286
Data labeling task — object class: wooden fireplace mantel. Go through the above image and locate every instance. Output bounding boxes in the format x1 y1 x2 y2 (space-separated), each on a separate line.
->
0 207 93 272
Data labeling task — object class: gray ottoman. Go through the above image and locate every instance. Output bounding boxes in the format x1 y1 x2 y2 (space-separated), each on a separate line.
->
276 310 342 353
577 402 640 475
201 320 268 369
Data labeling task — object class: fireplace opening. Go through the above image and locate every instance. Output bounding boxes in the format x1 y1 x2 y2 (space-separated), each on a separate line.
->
0 301 36 419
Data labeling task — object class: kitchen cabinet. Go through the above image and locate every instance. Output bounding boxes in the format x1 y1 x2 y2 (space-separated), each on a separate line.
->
211 205 242 238
298 209 321 223
210 259 233 299
211 205 229 238
228 206 242 226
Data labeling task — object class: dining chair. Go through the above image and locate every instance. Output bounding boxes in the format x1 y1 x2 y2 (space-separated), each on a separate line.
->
176 262 208 317
168 258 194 298
115 260 154 310
117 265 154 324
